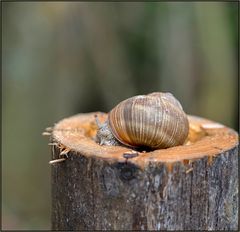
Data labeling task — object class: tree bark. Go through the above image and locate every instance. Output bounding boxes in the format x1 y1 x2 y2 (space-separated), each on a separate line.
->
49 112 238 230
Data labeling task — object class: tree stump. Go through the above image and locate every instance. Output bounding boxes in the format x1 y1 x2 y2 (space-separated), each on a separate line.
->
49 112 238 231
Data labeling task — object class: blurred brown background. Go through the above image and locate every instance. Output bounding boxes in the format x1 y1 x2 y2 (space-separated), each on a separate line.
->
2 2 238 230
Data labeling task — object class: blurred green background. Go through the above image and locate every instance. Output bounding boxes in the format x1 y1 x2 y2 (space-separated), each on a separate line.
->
2 2 238 230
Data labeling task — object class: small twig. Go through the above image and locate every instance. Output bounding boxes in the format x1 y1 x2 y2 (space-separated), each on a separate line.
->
60 149 70 158
42 132 51 136
49 158 66 164
186 168 193 174
49 144 70 164
45 127 53 132
48 142 58 146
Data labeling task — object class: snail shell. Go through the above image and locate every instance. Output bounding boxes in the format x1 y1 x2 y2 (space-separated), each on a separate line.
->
108 92 189 149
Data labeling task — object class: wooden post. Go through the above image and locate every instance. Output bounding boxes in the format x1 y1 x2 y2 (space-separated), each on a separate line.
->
49 112 238 230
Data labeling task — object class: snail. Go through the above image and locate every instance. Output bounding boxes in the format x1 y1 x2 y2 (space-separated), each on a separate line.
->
95 92 189 150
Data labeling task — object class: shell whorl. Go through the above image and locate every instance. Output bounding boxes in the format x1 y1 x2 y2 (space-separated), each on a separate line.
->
108 92 189 149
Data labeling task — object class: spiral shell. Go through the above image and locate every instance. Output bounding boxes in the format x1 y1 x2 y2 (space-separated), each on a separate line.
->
108 92 189 149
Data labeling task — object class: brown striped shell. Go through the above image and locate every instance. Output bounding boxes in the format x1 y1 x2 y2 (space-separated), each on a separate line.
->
108 92 189 149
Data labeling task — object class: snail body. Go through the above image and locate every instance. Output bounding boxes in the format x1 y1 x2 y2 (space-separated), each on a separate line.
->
96 92 189 150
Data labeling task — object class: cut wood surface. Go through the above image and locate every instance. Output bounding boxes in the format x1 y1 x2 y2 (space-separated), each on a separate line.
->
50 112 238 230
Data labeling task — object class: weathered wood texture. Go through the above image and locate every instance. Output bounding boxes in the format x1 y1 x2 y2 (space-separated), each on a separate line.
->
50 113 238 231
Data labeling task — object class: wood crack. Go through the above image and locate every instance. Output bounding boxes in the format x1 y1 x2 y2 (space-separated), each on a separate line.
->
189 169 193 229
90 159 95 229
